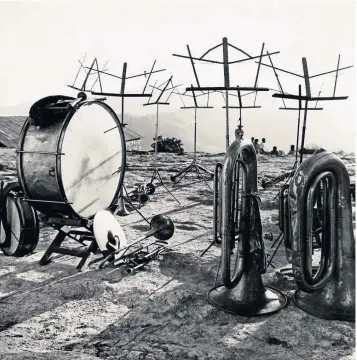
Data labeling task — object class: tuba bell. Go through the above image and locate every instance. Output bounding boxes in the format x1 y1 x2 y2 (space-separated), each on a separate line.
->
289 149 355 322
207 138 287 316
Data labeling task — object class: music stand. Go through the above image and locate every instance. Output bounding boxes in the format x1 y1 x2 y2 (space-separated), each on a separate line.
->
173 39 279 149
262 54 353 164
169 87 214 188
68 55 109 93
89 60 166 215
143 76 181 204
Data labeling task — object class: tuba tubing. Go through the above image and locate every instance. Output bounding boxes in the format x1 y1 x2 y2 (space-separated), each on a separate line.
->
289 151 354 294
221 157 248 289
213 162 222 244
279 184 290 232
207 138 287 316
219 139 265 290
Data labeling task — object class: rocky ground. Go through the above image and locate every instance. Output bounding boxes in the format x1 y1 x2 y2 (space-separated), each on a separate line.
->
0 148 355 360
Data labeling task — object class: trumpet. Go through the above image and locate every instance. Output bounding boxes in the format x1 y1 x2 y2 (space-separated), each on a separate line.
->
128 183 156 206
99 214 175 270
207 138 287 316
289 149 355 321
116 183 156 215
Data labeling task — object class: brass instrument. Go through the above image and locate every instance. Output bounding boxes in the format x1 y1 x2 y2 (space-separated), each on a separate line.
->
127 183 156 207
116 183 156 215
207 138 287 316
212 163 222 244
289 149 355 321
99 214 174 271
261 169 296 190
279 184 292 263
116 196 131 216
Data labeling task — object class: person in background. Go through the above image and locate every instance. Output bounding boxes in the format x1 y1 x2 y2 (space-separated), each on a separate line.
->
254 138 260 153
270 146 279 156
251 137 255 144
259 138 266 154
287 144 295 155
235 125 244 140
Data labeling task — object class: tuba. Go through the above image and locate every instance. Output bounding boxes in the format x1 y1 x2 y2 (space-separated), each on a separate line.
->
289 149 355 322
207 138 287 316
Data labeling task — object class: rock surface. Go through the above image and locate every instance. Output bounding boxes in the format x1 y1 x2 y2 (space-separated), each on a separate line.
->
0 148 355 360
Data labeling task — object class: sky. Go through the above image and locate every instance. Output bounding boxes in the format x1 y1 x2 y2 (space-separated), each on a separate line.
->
0 0 355 152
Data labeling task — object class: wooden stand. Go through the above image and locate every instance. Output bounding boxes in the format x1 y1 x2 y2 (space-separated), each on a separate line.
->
39 217 98 271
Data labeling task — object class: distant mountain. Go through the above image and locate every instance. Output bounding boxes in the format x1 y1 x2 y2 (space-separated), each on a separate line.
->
123 112 223 153
0 101 34 116
0 101 223 153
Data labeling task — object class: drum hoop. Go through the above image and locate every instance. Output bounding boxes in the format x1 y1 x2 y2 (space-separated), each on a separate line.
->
17 117 33 202
2 192 39 256
1 192 25 252
56 100 126 220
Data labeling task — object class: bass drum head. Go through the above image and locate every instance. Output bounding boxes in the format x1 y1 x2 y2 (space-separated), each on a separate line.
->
0 184 39 256
60 102 125 218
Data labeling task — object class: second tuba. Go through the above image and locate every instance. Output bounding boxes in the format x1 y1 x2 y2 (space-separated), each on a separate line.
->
289 149 355 322
207 138 287 316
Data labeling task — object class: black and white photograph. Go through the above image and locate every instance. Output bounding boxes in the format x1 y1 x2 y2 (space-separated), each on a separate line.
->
0 0 355 359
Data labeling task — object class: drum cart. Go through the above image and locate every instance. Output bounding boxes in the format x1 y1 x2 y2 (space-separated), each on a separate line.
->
38 216 98 271
13 94 127 270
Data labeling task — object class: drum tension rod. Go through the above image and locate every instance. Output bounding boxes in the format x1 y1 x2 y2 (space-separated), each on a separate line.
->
16 150 65 155
21 198 73 205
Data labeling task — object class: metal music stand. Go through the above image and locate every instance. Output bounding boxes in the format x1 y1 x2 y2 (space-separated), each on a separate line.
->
88 60 166 215
67 55 108 93
142 76 181 204
169 87 214 188
261 55 353 269
173 39 280 149
263 54 353 164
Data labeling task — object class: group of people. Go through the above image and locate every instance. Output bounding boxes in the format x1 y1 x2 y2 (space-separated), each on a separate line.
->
250 137 277 155
251 137 296 156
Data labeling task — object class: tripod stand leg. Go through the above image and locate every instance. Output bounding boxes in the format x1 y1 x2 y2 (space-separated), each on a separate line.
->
194 165 212 190
171 164 192 184
267 233 284 268
157 171 181 204
173 164 194 184
196 164 214 177
270 231 283 249
200 238 217 257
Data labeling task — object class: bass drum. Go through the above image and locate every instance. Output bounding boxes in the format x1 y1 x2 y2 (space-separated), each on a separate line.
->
17 96 126 219
0 182 40 256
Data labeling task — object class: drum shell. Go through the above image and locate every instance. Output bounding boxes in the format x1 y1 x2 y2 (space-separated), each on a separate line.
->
17 116 71 217
17 101 125 219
